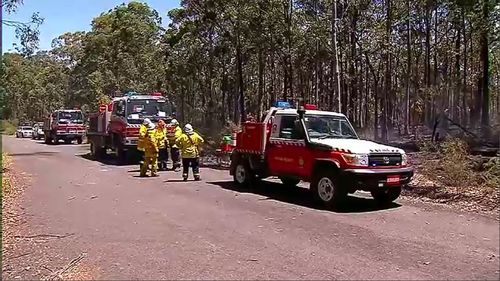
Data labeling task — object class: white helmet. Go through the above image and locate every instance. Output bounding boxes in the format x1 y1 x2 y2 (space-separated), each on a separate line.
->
143 118 152 125
170 119 179 126
184 124 194 134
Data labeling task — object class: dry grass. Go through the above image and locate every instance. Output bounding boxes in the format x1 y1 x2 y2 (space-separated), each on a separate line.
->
2 153 13 196
406 138 500 214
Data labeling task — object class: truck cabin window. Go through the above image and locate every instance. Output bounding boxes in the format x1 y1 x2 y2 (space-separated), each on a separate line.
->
126 99 171 120
279 115 304 140
58 112 83 124
304 115 358 139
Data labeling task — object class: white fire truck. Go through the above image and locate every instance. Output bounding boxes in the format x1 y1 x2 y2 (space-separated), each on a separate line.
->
230 102 414 208
86 92 175 161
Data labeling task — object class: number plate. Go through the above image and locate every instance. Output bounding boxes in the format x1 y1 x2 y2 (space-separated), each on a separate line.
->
387 175 400 184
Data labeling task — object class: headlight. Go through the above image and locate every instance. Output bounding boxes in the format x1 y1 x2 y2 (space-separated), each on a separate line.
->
342 153 369 167
401 153 408 166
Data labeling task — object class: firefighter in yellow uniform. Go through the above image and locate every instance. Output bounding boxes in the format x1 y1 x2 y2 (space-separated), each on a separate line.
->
176 124 204 181
140 122 159 177
137 118 150 167
155 120 168 171
166 119 183 171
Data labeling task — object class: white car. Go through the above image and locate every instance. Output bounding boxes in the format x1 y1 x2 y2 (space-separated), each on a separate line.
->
15 126 33 138
32 122 45 140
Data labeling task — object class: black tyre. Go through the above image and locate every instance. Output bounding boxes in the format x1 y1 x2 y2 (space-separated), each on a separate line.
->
90 142 105 159
116 147 127 163
77 137 83 144
279 177 300 187
310 169 347 209
44 136 51 144
371 186 402 205
233 159 254 187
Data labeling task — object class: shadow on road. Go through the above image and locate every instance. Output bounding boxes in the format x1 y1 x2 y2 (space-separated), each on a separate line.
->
8 151 59 157
200 164 230 171
77 153 139 166
208 180 401 214
33 140 86 146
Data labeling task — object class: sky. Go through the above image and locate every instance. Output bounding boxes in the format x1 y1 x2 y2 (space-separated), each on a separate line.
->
2 0 180 53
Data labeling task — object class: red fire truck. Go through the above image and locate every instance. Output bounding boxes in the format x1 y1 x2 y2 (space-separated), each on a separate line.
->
230 102 414 208
86 92 175 161
43 109 86 145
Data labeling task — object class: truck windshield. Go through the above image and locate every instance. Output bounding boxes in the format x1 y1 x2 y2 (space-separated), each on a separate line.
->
304 115 358 139
58 112 83 124
126 99 172 119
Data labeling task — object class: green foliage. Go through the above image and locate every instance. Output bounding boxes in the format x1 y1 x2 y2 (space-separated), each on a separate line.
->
2 0 500 134
0 120 17 135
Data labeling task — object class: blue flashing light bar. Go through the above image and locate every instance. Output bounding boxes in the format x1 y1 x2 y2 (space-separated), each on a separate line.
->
275 100 293 109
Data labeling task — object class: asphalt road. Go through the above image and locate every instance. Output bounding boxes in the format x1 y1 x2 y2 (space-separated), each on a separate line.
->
2 136 499 280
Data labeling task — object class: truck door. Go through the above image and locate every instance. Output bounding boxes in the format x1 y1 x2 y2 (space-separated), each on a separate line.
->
267 115 310 177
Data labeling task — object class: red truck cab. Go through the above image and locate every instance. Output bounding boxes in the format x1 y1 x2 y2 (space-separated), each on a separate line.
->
43 109 86 145
230 104 414 208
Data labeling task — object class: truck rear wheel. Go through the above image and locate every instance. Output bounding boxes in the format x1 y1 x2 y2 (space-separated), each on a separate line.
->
371 186 402 205
233 160 254 187
310 169 346 209
116 147 127 163
90 142 105 159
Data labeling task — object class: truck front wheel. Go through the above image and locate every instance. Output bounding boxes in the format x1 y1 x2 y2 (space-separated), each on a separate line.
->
311 170 346 209
233 161 254 187
371 186 401 205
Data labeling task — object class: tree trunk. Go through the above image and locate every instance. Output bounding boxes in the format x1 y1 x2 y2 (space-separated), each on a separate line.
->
405 0 411 134
480 0 490 136
424 0 432 125
382 0 392 142
332 0 341 112
258 48 265 119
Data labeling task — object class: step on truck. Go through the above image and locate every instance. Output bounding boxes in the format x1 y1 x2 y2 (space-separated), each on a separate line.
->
86 92 176 162
230 102 414 208
44 109 86 144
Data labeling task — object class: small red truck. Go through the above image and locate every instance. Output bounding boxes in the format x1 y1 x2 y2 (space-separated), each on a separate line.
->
86 92 175 161
230 102 414 208
43 109 86 144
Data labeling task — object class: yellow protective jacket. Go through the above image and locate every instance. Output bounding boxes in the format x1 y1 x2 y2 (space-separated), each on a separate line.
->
144 129 159 157
175 132 204 158
137 124 148 151
155 127 168 149
167 125 183 147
